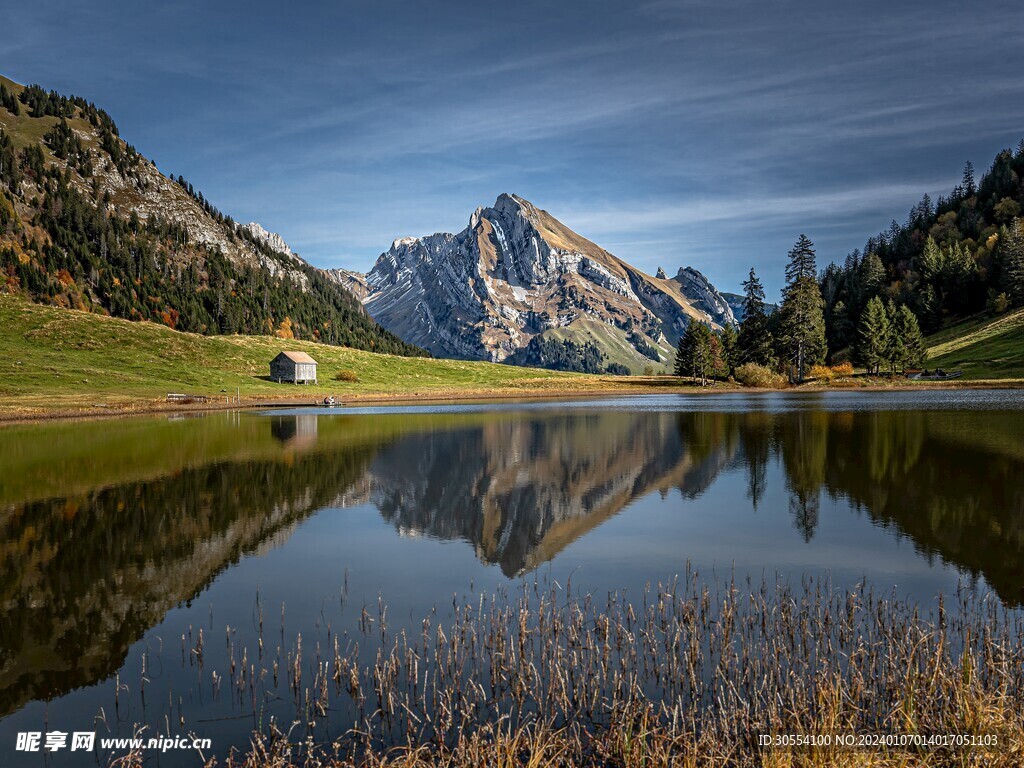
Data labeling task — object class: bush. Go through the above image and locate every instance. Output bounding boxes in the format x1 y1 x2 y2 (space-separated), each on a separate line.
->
809 364 835 382
830 362 855 378
333 369 359 382
809 363 854 383
988 291 1010 315
735 363 787 389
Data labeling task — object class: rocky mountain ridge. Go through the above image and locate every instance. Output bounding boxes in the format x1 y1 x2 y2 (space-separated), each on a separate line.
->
339 194 735 372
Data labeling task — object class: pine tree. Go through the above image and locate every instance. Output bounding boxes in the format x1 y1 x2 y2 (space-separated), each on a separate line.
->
962 161 977 197
738 267 774 366
918 236 943 283
741 266 766 319
856 296 891 374
718 323 739 377
859 252 886 299
999 218 1024 305
826 299 853 355
778 235 826 381
892 304 924 372
944 241 977 313
674 322 714 385
785 234 817 283
884 300 901 372
674 329 692 378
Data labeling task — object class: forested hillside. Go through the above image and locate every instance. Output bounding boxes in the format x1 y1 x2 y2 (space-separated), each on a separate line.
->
717 142 1024 383
819 143 1024 355
0 77 425 357
646 134 1024 385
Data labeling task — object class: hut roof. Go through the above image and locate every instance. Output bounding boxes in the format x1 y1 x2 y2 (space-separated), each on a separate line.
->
275 351 318 364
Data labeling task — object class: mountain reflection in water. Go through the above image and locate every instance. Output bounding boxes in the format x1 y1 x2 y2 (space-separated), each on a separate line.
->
0 401 1022 718
363 412 737 576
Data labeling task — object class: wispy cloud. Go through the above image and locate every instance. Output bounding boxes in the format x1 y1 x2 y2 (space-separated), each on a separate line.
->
554 180 953 236
4 0 1022 299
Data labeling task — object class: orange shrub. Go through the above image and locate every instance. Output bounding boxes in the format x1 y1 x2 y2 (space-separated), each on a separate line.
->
810 364 835 382
831 362 855 378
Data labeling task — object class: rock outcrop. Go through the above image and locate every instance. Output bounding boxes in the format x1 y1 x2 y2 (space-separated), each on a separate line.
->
240 221 297 260
671 267 736 328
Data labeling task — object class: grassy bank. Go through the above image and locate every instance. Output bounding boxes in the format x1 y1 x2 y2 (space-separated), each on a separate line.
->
0 295 686 419
926 307 1024 380
3 295 1023 420
111 578 1023 767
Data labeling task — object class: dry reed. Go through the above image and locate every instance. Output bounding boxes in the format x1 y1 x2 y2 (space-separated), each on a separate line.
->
121 573 1024 767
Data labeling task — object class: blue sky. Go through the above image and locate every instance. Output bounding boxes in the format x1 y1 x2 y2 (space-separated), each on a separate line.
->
4 0 1023 299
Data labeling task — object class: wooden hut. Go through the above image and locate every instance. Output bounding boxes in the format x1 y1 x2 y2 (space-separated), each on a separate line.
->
270 351 318 384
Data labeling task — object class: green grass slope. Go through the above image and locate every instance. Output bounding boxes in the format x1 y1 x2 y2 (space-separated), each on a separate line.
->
926 308 1024 380
543 318 673 374
0 295 658 416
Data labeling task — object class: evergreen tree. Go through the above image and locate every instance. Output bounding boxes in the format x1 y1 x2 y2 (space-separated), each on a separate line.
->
918 236 943 283
741 266 766 319
778 235 827 381
856 296 891 374
674 329 692 378
944 241 978 314
785 234 817 283
718 323 739 377
826 299 853 355
0 84 20 116
999 218 1024 306
962 161 977 197
883 300 901 372
675 321 714 385
859 252 886 299
737 267 774 366
891 303 924 373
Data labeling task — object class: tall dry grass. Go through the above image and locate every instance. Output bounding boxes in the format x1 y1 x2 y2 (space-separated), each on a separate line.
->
124 575 1024 767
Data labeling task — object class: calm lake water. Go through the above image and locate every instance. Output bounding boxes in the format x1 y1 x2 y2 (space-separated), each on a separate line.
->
1 391 1023 764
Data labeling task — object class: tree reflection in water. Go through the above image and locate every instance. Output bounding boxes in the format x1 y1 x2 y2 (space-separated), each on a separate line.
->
1 404 1022 719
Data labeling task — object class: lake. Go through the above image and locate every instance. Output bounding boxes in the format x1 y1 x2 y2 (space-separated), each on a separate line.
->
1 391 1023 764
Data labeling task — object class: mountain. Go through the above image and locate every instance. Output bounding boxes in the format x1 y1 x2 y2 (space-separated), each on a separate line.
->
722 292 747 322
325 266 370 301
0 75 424 357
344 194 734 373
240 221 297 259
722 291 778 322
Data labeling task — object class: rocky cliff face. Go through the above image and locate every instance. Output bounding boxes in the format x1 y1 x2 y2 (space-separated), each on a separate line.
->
351 194 734 370
324 267 370 301
671 267 735 327
240 221 297 260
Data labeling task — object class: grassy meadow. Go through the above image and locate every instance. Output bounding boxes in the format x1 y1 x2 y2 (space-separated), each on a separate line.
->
3 294 1024 419
0 295 674 418
925 307 1024 380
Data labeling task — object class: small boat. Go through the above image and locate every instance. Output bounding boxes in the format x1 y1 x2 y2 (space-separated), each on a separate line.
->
908 369 962 381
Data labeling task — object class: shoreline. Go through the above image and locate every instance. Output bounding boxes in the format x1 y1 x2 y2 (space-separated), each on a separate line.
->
2 377 1022 425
